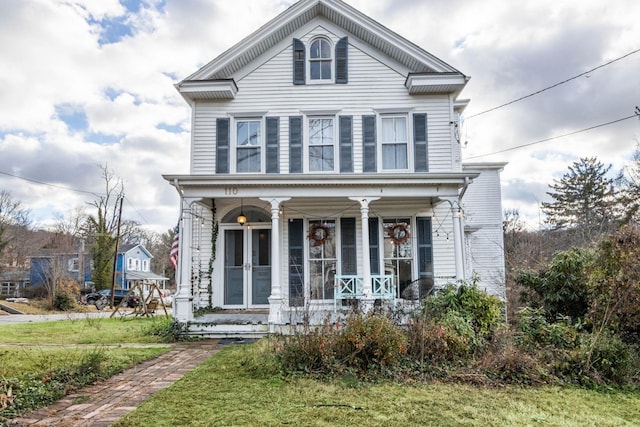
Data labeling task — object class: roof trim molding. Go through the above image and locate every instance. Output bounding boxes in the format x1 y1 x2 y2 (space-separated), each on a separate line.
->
405 73 469 96
177 79 238 101
182 0 465 82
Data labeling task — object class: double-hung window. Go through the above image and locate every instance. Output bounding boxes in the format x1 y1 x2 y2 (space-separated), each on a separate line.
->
308 220 336 300
309 38 331 81
381 116 408 170
308 117 334 172
236 119 261 173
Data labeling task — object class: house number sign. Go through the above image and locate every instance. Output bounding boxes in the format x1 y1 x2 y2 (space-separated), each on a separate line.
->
224 187 239 195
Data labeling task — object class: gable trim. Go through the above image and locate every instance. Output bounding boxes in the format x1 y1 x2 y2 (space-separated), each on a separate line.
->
182 0 464 83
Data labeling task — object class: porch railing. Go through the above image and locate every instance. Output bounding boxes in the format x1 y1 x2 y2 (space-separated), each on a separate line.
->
334 274 395 311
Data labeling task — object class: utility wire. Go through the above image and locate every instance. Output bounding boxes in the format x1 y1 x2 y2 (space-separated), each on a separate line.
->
466 47 640 120
0 169 100 195
0 168 152 226
465 113 639 160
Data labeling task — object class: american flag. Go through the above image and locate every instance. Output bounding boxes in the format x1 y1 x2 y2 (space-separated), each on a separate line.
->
169 224 179 270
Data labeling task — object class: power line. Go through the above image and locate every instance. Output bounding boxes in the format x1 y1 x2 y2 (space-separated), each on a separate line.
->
0 169 151 227
466 47 640 120
465 113 638 160
124 195 151 226
0 169 100 195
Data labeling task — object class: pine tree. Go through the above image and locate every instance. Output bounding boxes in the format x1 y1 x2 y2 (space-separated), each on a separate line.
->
541 157 620 234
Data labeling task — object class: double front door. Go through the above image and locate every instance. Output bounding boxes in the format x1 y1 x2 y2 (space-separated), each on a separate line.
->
223 226 271 308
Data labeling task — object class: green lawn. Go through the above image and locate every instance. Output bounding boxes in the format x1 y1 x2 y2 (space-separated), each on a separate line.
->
0 316 173 421
0 345 168 378
114 343 640 427
0 316 172 345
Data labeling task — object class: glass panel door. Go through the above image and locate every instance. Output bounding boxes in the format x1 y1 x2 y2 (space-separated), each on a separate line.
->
224 227 272 307
224 229 244 305
251 229 271 305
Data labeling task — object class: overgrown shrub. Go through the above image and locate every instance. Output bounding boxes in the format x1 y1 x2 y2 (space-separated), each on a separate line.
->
143 317 189 342
52 290 76 311
477 327 550 385
577 333 640 387
515 307 580 350
517 248 592 323
333 312 407 372
406 311 475 363
421 279 504 340
407 279 504 363
273 320 338 375
273 313 406 377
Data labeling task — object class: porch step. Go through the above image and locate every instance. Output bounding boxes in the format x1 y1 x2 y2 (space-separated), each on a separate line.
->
187 312 270 338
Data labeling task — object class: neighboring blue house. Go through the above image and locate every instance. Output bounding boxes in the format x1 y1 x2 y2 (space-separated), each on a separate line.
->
30 251 93 290
115 244 168 292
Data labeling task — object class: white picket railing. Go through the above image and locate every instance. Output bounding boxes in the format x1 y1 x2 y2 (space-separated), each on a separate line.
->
334 274 395 311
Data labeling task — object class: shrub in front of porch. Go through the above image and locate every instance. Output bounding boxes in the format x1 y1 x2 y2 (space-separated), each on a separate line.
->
270 281 505 379
272 313 407 377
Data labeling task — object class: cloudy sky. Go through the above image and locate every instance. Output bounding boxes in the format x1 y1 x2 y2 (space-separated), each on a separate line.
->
1 0 639 234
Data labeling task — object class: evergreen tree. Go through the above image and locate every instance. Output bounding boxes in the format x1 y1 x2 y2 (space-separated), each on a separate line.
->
541 157 620 235
620 143 640 222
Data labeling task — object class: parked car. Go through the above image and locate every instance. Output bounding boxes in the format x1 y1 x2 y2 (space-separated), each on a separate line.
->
86 289 140 309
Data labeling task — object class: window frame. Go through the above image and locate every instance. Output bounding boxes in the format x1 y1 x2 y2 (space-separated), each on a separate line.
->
379 115 411 172
232 117 264 174
305 115 337 173
308 37 333 83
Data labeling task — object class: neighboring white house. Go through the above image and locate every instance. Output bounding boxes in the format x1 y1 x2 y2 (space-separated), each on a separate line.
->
164 0 506 334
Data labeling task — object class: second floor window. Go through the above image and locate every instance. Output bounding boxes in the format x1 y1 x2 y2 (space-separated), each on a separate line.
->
309 38 331 81
381 116 408 170
236 120 261 173
309 118 334 171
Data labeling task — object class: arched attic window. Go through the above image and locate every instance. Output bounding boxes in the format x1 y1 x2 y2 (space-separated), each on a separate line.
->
292 37 348 85
309 37 332 81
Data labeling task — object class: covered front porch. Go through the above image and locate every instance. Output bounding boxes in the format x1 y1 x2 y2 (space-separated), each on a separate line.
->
165 173 477 334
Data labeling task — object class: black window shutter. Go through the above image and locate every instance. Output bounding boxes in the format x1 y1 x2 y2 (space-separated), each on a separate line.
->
288 219 305 306
335 37 348 84
266 117 279 173
293 38 305 85
368 217 380 275
289 116 303 173
340 218 357 274
413 113 428 172
339 115 353 172
363 115 376 172
416 217 434 298
216 118 229 174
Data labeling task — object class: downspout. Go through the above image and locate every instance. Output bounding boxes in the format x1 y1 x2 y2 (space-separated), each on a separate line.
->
456 176 472 280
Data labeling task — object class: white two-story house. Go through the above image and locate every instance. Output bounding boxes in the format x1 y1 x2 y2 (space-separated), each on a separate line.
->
164 0 506 334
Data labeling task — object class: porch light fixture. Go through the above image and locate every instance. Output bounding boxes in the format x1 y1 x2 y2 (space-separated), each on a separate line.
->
237 199 247 225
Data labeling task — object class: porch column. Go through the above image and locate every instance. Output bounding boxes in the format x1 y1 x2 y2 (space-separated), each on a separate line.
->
350 197 380 311
174 198 196 322
260 197 290 328
450 202 465 281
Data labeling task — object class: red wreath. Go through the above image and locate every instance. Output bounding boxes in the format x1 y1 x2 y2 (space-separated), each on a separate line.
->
388 223 410 245
308 223 330 247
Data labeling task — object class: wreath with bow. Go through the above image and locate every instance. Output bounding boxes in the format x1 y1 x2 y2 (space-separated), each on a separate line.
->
388 223 410 245
308 223 330 247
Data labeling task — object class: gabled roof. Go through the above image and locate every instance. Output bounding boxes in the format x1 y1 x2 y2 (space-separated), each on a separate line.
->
179 0 465 84
119 244 153 259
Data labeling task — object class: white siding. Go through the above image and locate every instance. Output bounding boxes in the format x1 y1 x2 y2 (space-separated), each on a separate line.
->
190 20 456 175
461 166 506 298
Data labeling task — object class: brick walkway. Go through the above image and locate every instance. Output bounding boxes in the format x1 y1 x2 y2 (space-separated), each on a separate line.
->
5 340 221 427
